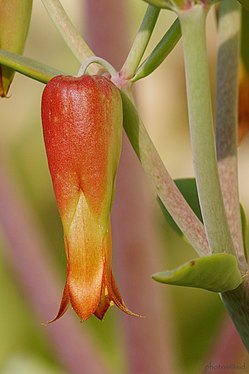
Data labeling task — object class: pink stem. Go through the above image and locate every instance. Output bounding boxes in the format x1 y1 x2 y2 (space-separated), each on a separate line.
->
0 160 110 374
85 1 177 373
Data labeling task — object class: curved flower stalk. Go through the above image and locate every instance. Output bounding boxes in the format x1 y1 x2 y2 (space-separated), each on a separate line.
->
0 0 33 97
42 74 137 321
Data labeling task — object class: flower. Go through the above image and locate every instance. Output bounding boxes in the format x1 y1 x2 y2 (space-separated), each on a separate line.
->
41 74 137 321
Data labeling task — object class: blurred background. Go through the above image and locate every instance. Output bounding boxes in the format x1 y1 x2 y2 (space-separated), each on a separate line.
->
0 1 249 373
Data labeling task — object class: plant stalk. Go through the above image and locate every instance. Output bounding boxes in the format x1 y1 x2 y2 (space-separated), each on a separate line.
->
132 18 181 82
121 5 160 79
121 90 210 257
216 0 246 271
179 5 235 255
41 0 98 74
222 276 249 352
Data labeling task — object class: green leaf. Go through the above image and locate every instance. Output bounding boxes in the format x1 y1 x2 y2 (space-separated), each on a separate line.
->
132 18 181 82
0 0 33 96
152 253 242 292
159 178 202 236
0 49 67 84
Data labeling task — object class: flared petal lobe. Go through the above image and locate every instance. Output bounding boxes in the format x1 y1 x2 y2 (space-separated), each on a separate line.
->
42 74 136 321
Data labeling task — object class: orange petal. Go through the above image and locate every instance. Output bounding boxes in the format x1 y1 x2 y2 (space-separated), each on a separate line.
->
44 279 70 325
66 192 104 321
108 273 142 318
94 284 112 320
103 224 142 318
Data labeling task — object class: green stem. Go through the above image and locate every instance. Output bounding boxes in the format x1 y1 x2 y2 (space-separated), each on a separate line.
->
121 5 160 79
179 5 234 255
216 1 246 270
121 89 210 257
216 0 249 353
222 275 249 352
132 18 181 82
41 0 98 74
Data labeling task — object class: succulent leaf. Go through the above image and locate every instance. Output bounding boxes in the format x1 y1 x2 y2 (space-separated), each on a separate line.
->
153 253 243 292
0 0 33 97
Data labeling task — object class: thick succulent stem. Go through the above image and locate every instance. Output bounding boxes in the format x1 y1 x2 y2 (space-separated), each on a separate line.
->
221 276 249 352
179 5 235 255
216 0 246 271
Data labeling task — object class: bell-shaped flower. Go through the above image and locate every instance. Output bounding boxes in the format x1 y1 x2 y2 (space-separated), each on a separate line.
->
42 74 137 321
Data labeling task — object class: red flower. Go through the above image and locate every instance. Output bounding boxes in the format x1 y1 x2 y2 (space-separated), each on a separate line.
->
42 74 137 321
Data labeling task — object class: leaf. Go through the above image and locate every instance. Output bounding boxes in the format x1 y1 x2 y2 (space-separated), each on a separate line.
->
152 253 242 292
0 48 67 84
132 19 181 81
0 0 33 96
158 178 202 237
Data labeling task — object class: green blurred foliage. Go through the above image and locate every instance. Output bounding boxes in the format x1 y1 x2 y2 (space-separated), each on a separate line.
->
0 240 63 372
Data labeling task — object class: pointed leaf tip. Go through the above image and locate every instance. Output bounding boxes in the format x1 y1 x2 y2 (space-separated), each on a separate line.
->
152 253 242 292
0 0 33 96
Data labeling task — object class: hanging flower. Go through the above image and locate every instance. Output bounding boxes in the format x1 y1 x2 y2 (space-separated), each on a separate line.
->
41 74 137 321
